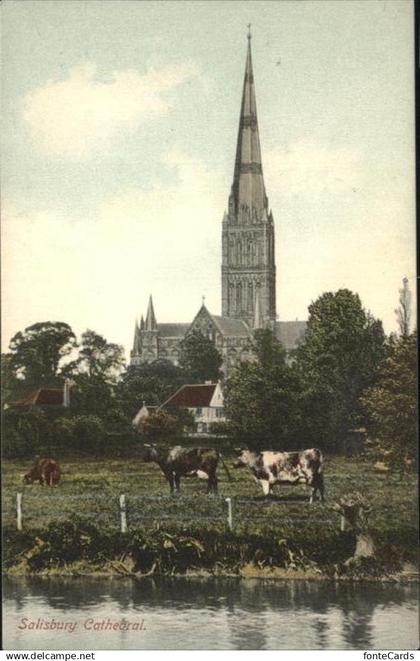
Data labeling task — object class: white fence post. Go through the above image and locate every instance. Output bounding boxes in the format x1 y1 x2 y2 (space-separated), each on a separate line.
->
17 492 23 531
225 497 233 531
120 494 127 533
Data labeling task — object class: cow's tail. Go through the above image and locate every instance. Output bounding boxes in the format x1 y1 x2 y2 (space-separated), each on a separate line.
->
218 452 232 482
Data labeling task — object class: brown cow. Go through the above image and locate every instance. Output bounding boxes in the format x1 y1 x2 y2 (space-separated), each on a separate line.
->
23 457 61 487
143 444 230 494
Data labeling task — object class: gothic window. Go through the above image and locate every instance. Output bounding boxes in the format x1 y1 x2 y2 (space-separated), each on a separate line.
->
236 282 242 313
247 281 253 311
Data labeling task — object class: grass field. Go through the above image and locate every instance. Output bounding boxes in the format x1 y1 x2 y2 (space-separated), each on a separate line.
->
2 454 417 537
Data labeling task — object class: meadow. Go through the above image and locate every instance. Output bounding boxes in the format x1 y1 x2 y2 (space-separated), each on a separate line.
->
2 453 417 576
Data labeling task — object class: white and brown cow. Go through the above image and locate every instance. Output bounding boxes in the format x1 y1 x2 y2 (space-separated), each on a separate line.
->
143 444 230 494
233 448 325 502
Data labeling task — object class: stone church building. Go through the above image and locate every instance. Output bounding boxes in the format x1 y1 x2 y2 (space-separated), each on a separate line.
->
130 33 306 374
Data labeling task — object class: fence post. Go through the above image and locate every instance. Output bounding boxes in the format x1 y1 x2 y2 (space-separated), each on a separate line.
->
120 494 127 533
225 497 233 531
17 492 23 531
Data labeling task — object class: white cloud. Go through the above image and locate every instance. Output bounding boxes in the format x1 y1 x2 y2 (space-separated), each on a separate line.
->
23 61 198 158
264 139 363 196
1 151 225 356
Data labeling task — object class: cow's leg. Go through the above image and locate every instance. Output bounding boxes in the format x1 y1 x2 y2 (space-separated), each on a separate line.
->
174 473 181 493
260 480 270 497
317 474 325 502
165 471 175 494
207 473 218 494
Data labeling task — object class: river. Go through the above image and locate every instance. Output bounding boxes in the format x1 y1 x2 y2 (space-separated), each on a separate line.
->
3 576 418 650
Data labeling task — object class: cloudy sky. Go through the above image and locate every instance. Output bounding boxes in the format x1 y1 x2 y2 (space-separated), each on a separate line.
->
1 0 416 357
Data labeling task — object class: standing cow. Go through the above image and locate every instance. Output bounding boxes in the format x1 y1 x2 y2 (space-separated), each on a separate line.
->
233 448 325 502
23 457 61 487
143 444 230 494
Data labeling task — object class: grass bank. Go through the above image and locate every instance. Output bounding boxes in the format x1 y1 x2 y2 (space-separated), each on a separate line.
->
2 455 418 579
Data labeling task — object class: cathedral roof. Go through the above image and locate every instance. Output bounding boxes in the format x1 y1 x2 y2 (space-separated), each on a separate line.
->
157 323 190 338
275 321 307 351
211 315 250 337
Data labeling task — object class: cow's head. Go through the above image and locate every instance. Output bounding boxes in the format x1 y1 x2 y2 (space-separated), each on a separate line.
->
232 448 250 469
142 443 158 462
23 472 34 484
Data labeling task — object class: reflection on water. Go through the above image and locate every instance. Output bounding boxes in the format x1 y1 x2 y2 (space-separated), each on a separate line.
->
2 575 419 650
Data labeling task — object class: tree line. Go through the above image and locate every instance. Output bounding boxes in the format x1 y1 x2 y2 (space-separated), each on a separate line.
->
2 287 416 470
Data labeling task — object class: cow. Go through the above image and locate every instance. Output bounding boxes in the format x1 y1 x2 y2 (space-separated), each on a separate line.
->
142 444 231 494
23 457 61 487
233 448 324 503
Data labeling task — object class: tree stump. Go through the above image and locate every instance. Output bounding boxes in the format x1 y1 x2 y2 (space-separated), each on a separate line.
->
333 492 376 564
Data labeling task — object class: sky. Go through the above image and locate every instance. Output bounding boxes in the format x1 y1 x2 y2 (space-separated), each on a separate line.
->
1 0 416 358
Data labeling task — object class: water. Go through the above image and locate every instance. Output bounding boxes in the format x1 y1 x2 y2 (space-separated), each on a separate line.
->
3 576 418 650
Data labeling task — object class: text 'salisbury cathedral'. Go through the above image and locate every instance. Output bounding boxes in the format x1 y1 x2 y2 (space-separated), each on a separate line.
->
130 33 306 374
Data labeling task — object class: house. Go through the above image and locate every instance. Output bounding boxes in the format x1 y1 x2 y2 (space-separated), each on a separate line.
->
8 380 74 409
160 381 225 434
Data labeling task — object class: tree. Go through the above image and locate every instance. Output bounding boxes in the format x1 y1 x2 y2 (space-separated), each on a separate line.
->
395 277 412 337
69 329 125 381
362 332 417 470
64 330 125 422
117 360 187 420
138 410 178 440
8 322 77 387
294 290 386 450
224 329 302 449
179 329 223 383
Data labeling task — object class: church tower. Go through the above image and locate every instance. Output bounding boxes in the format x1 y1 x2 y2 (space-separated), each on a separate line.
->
221 30 276 328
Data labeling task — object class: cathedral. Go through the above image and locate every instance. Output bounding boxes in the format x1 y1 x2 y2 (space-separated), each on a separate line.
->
130 32 306 374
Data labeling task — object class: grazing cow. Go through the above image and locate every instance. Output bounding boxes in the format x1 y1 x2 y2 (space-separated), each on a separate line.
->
233 448 324 502
23 457 61 487
143 444 230 494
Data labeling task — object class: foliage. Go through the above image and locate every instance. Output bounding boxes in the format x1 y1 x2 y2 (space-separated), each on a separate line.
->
294 290 386 451
2 406 52 458
117 361 187 420
179 329 223 383
362 332 417 470
138 409 178 439
224 329 303 449
53 414 105 452
65 329 125 382
8 322 77 388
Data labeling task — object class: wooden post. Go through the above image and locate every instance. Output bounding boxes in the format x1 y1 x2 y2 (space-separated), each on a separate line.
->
17 492 23 531
120 494 127 533
225 497 233 531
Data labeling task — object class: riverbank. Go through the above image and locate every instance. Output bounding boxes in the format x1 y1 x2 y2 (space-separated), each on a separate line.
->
4 520 418 582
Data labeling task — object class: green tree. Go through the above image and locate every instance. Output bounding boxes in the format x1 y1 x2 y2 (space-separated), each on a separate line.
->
179 329 223 383
224 329 302 449
117 360 187 420
65 330 125 423
362 332 417 470
8 322 77 387
138 409 178 439
68 329 125 381
295 289 386 450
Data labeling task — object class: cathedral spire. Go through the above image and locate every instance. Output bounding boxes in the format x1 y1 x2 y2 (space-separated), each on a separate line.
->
145 295 157 331
229 30 268 223
131 319 140 355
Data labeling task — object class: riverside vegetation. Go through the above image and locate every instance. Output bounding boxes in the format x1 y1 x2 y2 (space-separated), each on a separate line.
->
2 454 417 580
